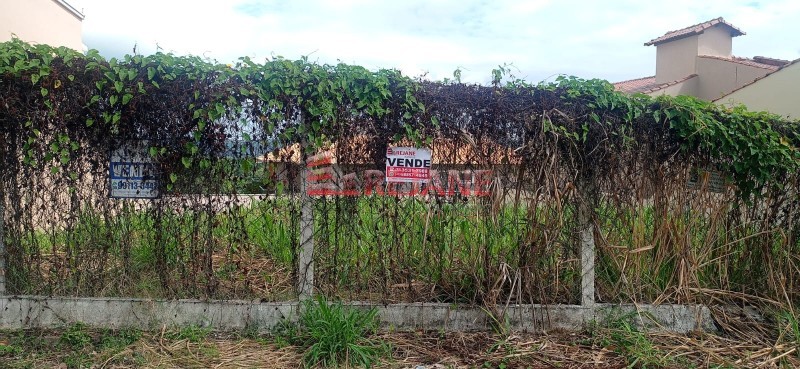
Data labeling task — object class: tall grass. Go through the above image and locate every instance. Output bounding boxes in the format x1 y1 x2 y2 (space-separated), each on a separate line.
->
4 183 799 307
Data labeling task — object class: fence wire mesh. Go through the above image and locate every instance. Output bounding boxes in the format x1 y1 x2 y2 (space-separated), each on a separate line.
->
0 42 798 307
2 129 797 306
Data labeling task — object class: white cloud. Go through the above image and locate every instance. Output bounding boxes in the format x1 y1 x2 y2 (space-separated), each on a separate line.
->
77 0 800 84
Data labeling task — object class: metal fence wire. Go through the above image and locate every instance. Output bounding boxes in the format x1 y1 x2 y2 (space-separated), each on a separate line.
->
0 43 798 307
1 130 798 306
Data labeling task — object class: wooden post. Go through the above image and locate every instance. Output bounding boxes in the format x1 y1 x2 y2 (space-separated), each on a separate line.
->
578 180 595 307
297 143 314 300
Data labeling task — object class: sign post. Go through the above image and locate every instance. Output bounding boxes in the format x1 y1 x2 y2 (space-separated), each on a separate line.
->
297 150 330 300
110 141 159 199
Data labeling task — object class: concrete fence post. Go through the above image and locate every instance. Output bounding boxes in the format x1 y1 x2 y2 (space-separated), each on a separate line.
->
0 162 5 295
0 187 4 296
297 143 314 300
578 181 595 307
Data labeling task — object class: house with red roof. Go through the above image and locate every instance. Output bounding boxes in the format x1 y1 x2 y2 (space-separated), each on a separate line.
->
614 17 790 102
714 59 800 119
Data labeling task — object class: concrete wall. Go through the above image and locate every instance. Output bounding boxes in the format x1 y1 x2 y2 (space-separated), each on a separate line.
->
655 35 698 84
0 0 84 51
647 75 699 97
718 62 800 119
697 26 733 57
695 57 772 101
0 296 716 334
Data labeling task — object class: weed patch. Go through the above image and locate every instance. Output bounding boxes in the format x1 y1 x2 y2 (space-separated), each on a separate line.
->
275 296 389 368
589 310 673 368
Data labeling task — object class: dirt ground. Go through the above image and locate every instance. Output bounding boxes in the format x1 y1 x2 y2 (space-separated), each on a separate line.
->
1 325 798 369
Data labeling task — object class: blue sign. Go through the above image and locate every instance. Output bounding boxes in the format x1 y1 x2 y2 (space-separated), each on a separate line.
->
110 141 159 198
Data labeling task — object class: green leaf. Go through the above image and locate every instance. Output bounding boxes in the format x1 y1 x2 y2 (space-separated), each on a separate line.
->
147 67 156 80
40 88 48 97
240 158 253 172
31 74 40 85
182 157 191 168
127 69 137 81
122 94 133 105
110 95 118 106
170 173 177 183
114 81 124 93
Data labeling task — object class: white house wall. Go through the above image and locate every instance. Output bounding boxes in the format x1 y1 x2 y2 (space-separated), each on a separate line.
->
695 57 771 101
717 62 800 119
655 35 698 84
0 0 83 51
646 75 699 97
697 26 733 58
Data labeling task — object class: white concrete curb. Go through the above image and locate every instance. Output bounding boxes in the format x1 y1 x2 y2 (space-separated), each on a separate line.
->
0 296 716 333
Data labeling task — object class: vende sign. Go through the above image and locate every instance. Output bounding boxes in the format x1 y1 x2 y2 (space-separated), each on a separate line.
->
305 149 493 197
385 147 431 183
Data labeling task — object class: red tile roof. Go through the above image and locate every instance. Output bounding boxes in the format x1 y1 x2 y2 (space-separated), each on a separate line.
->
645 17 744 46
614 74 697 94
613 76 657 93
752 56 791 67
697 55 781 71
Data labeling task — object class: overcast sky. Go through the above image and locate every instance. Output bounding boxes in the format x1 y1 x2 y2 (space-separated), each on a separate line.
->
72 0 800 84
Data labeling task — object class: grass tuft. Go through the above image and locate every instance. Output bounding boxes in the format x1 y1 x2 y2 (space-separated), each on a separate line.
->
589 310 673 368
276 296 389 368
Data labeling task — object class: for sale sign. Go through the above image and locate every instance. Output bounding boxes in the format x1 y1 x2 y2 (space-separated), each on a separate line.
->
110 140 159 199
385 147 431 183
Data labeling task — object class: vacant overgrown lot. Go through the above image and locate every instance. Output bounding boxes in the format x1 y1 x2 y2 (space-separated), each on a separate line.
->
8 191 799 308
2 40 800 368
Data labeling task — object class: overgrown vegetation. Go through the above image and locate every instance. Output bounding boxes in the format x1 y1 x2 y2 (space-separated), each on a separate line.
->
588 310 674 368
0 38 799 311
2 314 800 368
275 297 388 368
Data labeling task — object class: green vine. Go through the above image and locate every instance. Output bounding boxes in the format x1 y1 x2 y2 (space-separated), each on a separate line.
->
1 38 798 199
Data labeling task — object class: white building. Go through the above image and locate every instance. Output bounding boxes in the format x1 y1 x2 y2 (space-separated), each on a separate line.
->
0 0 85 51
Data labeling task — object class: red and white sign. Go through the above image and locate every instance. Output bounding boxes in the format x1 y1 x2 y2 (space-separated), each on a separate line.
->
386 147 431 183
